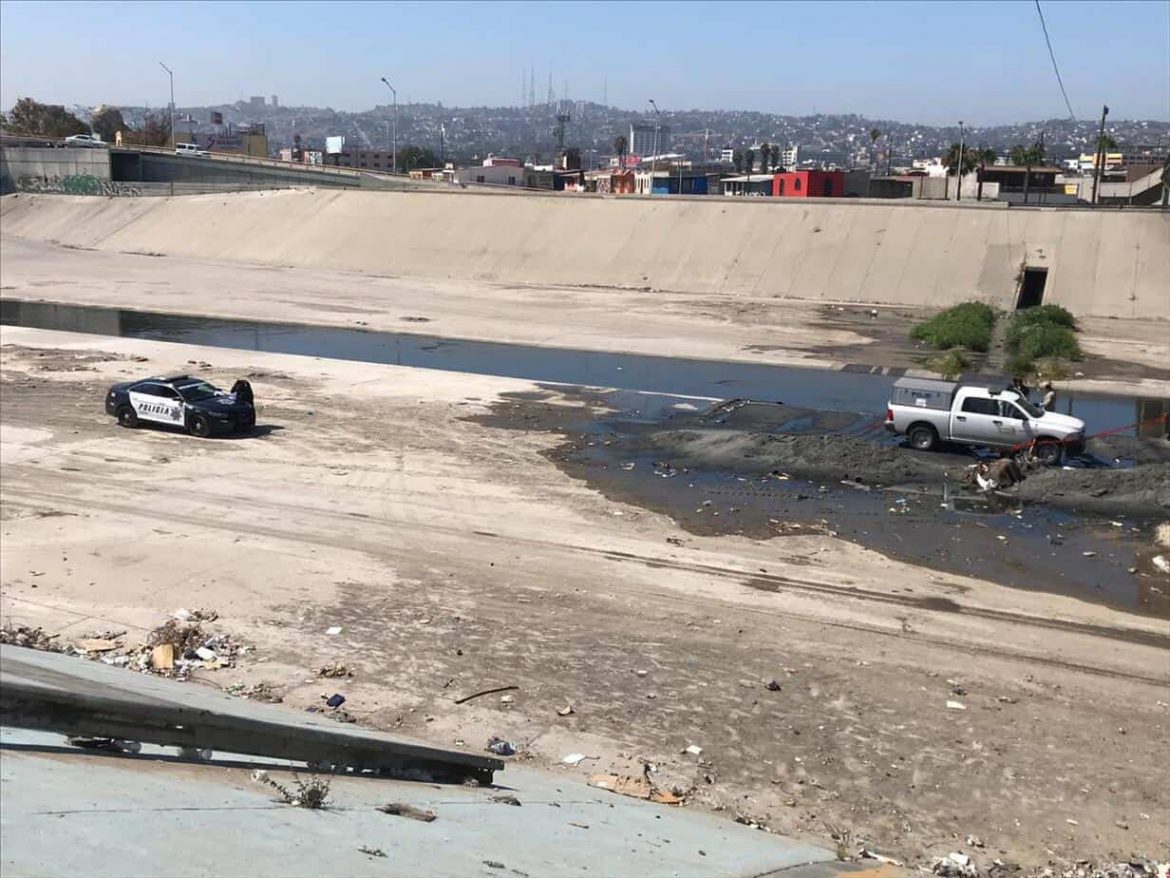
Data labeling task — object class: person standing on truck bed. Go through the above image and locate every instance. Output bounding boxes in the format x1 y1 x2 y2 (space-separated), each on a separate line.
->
1041 382 1057 412
1010 376 1031 401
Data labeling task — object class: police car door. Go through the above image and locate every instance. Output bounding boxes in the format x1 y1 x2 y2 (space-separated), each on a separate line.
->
129 383 185 426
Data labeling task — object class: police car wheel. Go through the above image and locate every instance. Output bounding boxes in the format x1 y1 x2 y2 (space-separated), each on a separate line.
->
116 406 138 428
189 414 211 438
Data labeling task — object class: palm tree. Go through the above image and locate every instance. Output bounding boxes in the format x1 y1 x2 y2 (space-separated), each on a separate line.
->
870 127 882 168
1009 141 1045 204
733 150 744 175
1096 134 1118 152
613 135 627 170
976 147 996 201
943 142 979 177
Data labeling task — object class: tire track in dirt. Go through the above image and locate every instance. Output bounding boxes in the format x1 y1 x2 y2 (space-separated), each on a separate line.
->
5 466 1167 687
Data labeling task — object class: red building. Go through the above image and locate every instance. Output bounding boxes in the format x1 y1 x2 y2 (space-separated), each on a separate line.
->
772 170 845 198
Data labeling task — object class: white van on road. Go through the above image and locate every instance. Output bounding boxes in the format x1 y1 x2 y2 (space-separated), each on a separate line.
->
175 142 209 157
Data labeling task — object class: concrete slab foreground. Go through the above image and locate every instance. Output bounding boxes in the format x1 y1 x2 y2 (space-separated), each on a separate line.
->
0 646 844 877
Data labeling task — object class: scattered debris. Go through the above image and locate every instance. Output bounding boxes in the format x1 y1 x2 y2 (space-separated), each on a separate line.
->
487 737 517 756
325 693 346 708
74 638 122 653
150 643 174 670
482 861 505 870
326 626 343 635
860 847 905 867
173 608 218 623
377 802 437 822
946 700 967 710
316 663 353 678
557 703 575 716
588 773 684 805
1153 555 1170 574
562 753 590 766
490 794 522 806
225 681 283 703
932 852 978 878
1 624 65 652
499 694 514 705
684 744 703 756
253 770 331 809
358 846 386 858
765 679 782 692
455 685 518 705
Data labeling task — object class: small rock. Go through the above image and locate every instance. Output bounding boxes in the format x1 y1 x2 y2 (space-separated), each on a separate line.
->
946 700 967 710
684 744 703 756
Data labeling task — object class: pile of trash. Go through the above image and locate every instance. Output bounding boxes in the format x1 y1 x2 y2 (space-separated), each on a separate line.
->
60 609 244 682
1036 860 1169 878
0 624 68 652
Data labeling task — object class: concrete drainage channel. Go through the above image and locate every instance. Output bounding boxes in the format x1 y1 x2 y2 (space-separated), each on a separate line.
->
3 298 1167 616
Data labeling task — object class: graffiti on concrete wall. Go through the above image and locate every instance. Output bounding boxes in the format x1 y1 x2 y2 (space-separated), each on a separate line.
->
15 175 141 197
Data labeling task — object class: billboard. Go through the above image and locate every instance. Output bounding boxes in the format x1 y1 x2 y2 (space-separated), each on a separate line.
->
192 133 244 152
326 136 345 155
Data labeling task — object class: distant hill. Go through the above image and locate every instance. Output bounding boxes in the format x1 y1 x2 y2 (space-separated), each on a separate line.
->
97 101 1170 165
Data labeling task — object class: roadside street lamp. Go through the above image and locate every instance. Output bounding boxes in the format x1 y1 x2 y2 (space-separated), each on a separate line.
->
380 76 398 174
649 98 660 194
159 62 175 150
956 120 965 202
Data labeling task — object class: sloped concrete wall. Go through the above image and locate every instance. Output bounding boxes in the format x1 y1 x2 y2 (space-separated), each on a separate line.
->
1 188 1166 319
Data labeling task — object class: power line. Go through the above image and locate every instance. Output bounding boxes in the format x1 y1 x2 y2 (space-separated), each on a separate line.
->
1034 0 1077 121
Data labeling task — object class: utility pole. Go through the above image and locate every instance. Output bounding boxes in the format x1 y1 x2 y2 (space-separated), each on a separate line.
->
380 77 398 174
649 99 660 194
439 123 445 167
956 120 964 202
159 62 175 150
1091 104 1109 206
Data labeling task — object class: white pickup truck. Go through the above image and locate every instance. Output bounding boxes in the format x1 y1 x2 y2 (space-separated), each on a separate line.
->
884 378 1086 464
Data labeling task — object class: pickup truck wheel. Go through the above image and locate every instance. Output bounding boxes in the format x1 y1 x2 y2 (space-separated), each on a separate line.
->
1034 441 1063 466
116 405 138 428
908 424 938 451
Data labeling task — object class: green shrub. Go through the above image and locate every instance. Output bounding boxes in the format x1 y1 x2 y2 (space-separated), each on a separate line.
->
1015 323 1082 361
910 301 997 352
925 348 971 380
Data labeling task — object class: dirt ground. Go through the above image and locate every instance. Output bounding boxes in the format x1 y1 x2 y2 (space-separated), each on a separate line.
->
2 329 1167 873
3 236 1169 395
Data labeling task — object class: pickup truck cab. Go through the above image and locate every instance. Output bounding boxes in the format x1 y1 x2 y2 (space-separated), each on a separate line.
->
885 377 1085 464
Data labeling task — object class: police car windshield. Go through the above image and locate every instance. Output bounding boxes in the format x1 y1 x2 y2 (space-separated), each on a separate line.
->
177 381 221 402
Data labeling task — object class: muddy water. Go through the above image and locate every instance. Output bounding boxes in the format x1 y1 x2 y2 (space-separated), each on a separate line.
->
2 299 1163 438
475 390 1170 618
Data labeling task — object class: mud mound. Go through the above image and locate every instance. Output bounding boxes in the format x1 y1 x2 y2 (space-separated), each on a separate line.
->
1019 463 1170 517
644 429 955 485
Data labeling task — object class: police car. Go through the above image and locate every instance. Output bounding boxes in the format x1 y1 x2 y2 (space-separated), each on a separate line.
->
105 375 255 437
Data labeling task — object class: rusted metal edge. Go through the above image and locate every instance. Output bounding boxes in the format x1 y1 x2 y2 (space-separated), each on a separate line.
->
0 676 502 784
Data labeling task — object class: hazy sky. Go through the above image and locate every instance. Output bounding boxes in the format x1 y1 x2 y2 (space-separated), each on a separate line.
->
2 0 1168 125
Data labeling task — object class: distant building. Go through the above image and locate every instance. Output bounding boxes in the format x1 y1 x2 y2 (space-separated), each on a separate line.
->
773 170 845 198
454 158 525 186
330 148 394 170
720 174 775 196
249 96 266 110
977 165 1064 203
720 146 735 164
271 95 279 109
634 169 721 195
629 123 671 157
